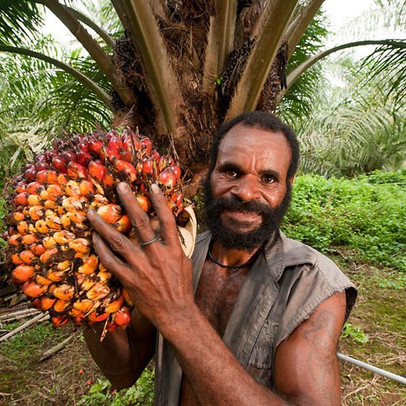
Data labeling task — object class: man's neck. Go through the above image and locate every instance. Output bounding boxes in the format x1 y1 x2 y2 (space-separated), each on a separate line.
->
210 241 261 269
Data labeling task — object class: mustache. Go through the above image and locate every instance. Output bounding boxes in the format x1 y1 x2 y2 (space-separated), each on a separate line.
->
210 195 273 217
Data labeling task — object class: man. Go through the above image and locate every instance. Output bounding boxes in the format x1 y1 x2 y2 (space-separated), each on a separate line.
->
85 112 357 405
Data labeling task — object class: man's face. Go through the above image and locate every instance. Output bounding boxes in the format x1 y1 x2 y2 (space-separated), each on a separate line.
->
204 124 293 250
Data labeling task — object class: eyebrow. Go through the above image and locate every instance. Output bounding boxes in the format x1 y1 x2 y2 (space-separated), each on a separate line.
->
217 161 281 181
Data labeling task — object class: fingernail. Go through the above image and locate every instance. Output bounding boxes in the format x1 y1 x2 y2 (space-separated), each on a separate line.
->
87 209 95 219
118 182 129 193
150 183 159 194
92 232 99 243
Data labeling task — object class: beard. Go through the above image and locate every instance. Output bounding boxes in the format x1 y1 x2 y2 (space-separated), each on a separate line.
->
203 177 292 251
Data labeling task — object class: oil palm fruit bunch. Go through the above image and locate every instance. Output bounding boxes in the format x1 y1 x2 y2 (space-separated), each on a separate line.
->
3 128 196 333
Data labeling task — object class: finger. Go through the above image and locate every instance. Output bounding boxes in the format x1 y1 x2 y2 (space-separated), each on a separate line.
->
116 183 157 246
149 183 180 248
92 232 132 285
87 209 142 265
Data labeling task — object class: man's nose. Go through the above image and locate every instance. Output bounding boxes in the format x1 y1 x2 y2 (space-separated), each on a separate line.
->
231 176 260 201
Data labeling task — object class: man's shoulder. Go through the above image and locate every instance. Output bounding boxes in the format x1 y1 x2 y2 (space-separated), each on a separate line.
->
279 232 340 273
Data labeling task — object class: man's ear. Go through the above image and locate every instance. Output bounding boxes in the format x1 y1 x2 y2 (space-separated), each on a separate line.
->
288 176 295 186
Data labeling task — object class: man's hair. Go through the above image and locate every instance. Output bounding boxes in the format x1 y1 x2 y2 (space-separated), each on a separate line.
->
208 111 300 181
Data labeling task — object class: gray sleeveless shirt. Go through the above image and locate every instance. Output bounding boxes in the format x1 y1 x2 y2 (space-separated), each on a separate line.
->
154 231 357 405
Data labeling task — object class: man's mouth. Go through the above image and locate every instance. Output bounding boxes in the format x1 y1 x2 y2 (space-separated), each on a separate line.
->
222 210 262 224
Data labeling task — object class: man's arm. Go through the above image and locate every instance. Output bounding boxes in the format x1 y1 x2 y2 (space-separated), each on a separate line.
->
87 182 347 404
83 303 156 389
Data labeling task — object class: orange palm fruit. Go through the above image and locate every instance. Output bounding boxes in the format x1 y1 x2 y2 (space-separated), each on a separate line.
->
13 211 25 221
69 238 90 254
41 297 56 311
40 247 58 264
97 204 122 223
19 250 35 265
35 219 49 234
17 221 29 235
11 253 24 265
42 236 57 249
86 283 110 301
51 315 69 327
53 284 74 301
65 180 81 197
27 194 41 206
78 255 98 275
31 243 46 256
105 295 124 313
35 274 53 286
12 265 35 283
47 270 66 282
53 299 69 313
73 299 93 313
21 234 39 245
23 282 48 298
114 215 131 233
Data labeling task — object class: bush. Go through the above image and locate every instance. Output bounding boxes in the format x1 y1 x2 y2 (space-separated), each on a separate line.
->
282 170 406 272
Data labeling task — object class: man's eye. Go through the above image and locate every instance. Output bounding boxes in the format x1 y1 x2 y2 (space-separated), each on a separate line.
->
261 174 276 184
225 170 238 178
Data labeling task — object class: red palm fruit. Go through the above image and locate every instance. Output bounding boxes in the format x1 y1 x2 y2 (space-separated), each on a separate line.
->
119 150 132 162
75 151 91 167
45 150 58 162
14 192 29 207
15 182 27 194
19 250 35 265
122 128 140 150
61 151 76 163
158 155 171 171
158 168 176 191
12 265 35 283
36 170 48 184
140 138 152 155
89 138 103 155
114 307 131 327
53 284 74 301
170 192 183 207
31 298 42 309
142 159 154 175
88 312 109 324
97 204 122 223
151 150 160 161
114 160 137 182
88 161 106 182
67 162 87 178
52 156 67 173
171 165 181 180
11 253 24 265
35 161 49 171
114 215 131 233
24 167 37 182
41 297 56 311
136 194 151 212
21 234 38 245
26 182 45 194
23 282 48 298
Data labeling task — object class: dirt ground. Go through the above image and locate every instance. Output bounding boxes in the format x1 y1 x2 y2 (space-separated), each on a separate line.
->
0 260 405 405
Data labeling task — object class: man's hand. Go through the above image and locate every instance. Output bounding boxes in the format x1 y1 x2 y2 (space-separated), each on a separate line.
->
87 182 195 328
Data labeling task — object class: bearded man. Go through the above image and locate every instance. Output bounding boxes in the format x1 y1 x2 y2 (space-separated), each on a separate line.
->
85 111 357 405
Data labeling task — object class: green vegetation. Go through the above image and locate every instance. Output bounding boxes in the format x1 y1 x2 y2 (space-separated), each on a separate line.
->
282 169 406 272
78 370 154 406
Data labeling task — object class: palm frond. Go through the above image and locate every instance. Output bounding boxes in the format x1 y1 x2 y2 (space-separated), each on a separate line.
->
0 0 43 46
